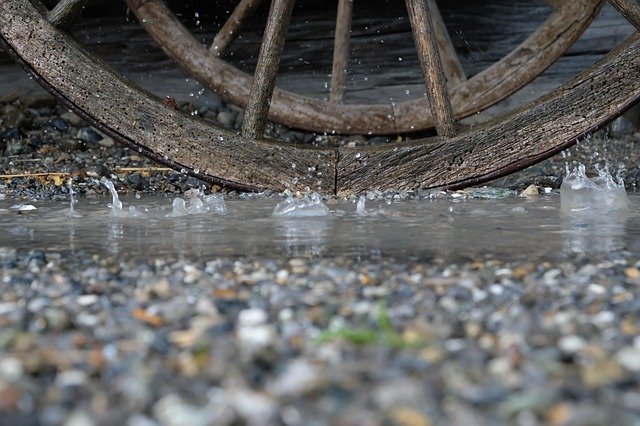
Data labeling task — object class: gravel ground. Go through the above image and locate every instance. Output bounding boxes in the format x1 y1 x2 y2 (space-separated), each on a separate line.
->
2 92 640 425
2 252 640 425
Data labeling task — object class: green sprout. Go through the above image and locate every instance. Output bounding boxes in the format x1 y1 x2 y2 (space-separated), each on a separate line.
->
316 302 428 349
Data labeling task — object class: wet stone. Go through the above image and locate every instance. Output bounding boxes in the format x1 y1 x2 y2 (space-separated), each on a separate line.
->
5 140 31 156
217 110 236 129
46 118 70 133
0 128 20 142
98 137 115 148
76 128 102 144
59 138 83 152
84 165 112 179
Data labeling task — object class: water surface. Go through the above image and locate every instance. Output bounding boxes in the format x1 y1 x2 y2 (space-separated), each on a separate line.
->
1 193 639 262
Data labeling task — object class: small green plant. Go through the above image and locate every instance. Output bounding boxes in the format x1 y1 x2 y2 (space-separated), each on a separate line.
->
316 302 427 349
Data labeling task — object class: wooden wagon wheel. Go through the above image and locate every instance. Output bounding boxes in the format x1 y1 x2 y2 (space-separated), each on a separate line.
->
1 0 640 196
128 0 604 135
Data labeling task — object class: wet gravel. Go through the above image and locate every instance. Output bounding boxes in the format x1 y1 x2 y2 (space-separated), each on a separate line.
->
2 93 640 425
1 92 639 201
2 251 640 425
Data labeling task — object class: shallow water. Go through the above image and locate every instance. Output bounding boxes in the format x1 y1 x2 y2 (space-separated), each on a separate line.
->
1 192 639 262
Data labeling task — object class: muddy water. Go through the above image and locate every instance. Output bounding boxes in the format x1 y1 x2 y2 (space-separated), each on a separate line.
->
1 193 638 262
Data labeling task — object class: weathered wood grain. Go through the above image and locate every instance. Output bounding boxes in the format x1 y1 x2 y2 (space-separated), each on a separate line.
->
2 0 639 197
0 0 336 193
428 0 466 88
336 34 640 194
608 0 640 29
47 0 89 27
406 0 456 137
329 0 353 103
130 0 602 134
242 0 295 138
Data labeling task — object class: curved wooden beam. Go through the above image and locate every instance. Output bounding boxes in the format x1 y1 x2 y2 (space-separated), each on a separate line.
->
128 0 602 134
2 0 638 197
0 0 335 194
337 34 640 194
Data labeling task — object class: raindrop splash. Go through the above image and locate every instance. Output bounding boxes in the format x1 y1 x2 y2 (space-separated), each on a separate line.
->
356 195 369 217
273 191 331 217
560 163 628 214
100 177 127 218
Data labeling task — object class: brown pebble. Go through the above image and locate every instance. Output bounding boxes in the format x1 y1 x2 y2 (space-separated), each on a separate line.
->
389 407 432 426
625 267 640 280
133 307 164 327
520 184 540 197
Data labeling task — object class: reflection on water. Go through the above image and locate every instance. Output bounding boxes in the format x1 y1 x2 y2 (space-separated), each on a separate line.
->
561 211 630 257
274 218 332 258
0 194 638 262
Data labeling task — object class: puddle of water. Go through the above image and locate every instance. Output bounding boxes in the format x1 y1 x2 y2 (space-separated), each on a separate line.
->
0 193 638 262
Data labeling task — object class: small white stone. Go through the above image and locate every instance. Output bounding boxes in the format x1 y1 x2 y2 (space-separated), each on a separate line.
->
56 370 87 387
76 294 99 306
64 410 95 426
275 269 289 285
268 358 320 397
228 389 278 425
0 357 23 382
616 347 640 371
238 308 268 327
558 335 586 354
237 324 275 350
588 284 606 295
592 311 615 328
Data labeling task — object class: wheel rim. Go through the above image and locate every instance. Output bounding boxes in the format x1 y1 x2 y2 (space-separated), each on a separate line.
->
1 0 639 195
128 0 603 134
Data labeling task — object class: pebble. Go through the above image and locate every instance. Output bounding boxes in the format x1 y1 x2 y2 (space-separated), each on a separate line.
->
0 358 23 382
268 358 321 397
50 118 70 133
616 347 640 371
217 110 236 128
84 165 112 178
76 127 102 144
558 335 586 354
520 184 539 197
98 137 115 148
60 111 84 127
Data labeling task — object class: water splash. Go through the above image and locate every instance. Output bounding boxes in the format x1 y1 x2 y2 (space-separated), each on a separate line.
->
168 197 189 217
68 179 82 218
203 194 228 215
356 196 369 216
100 177 129 218
273 191 330 217
560 163 628 214
168 189 228 217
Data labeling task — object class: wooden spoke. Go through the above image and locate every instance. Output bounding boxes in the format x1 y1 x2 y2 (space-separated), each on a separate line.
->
405 0 456 137
47 0 89 27
242 0 296 139
330 0 354 103
608 0 640 29
428 0 466 87
4 0 639 195
210 0 265 56
130 0 601 135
